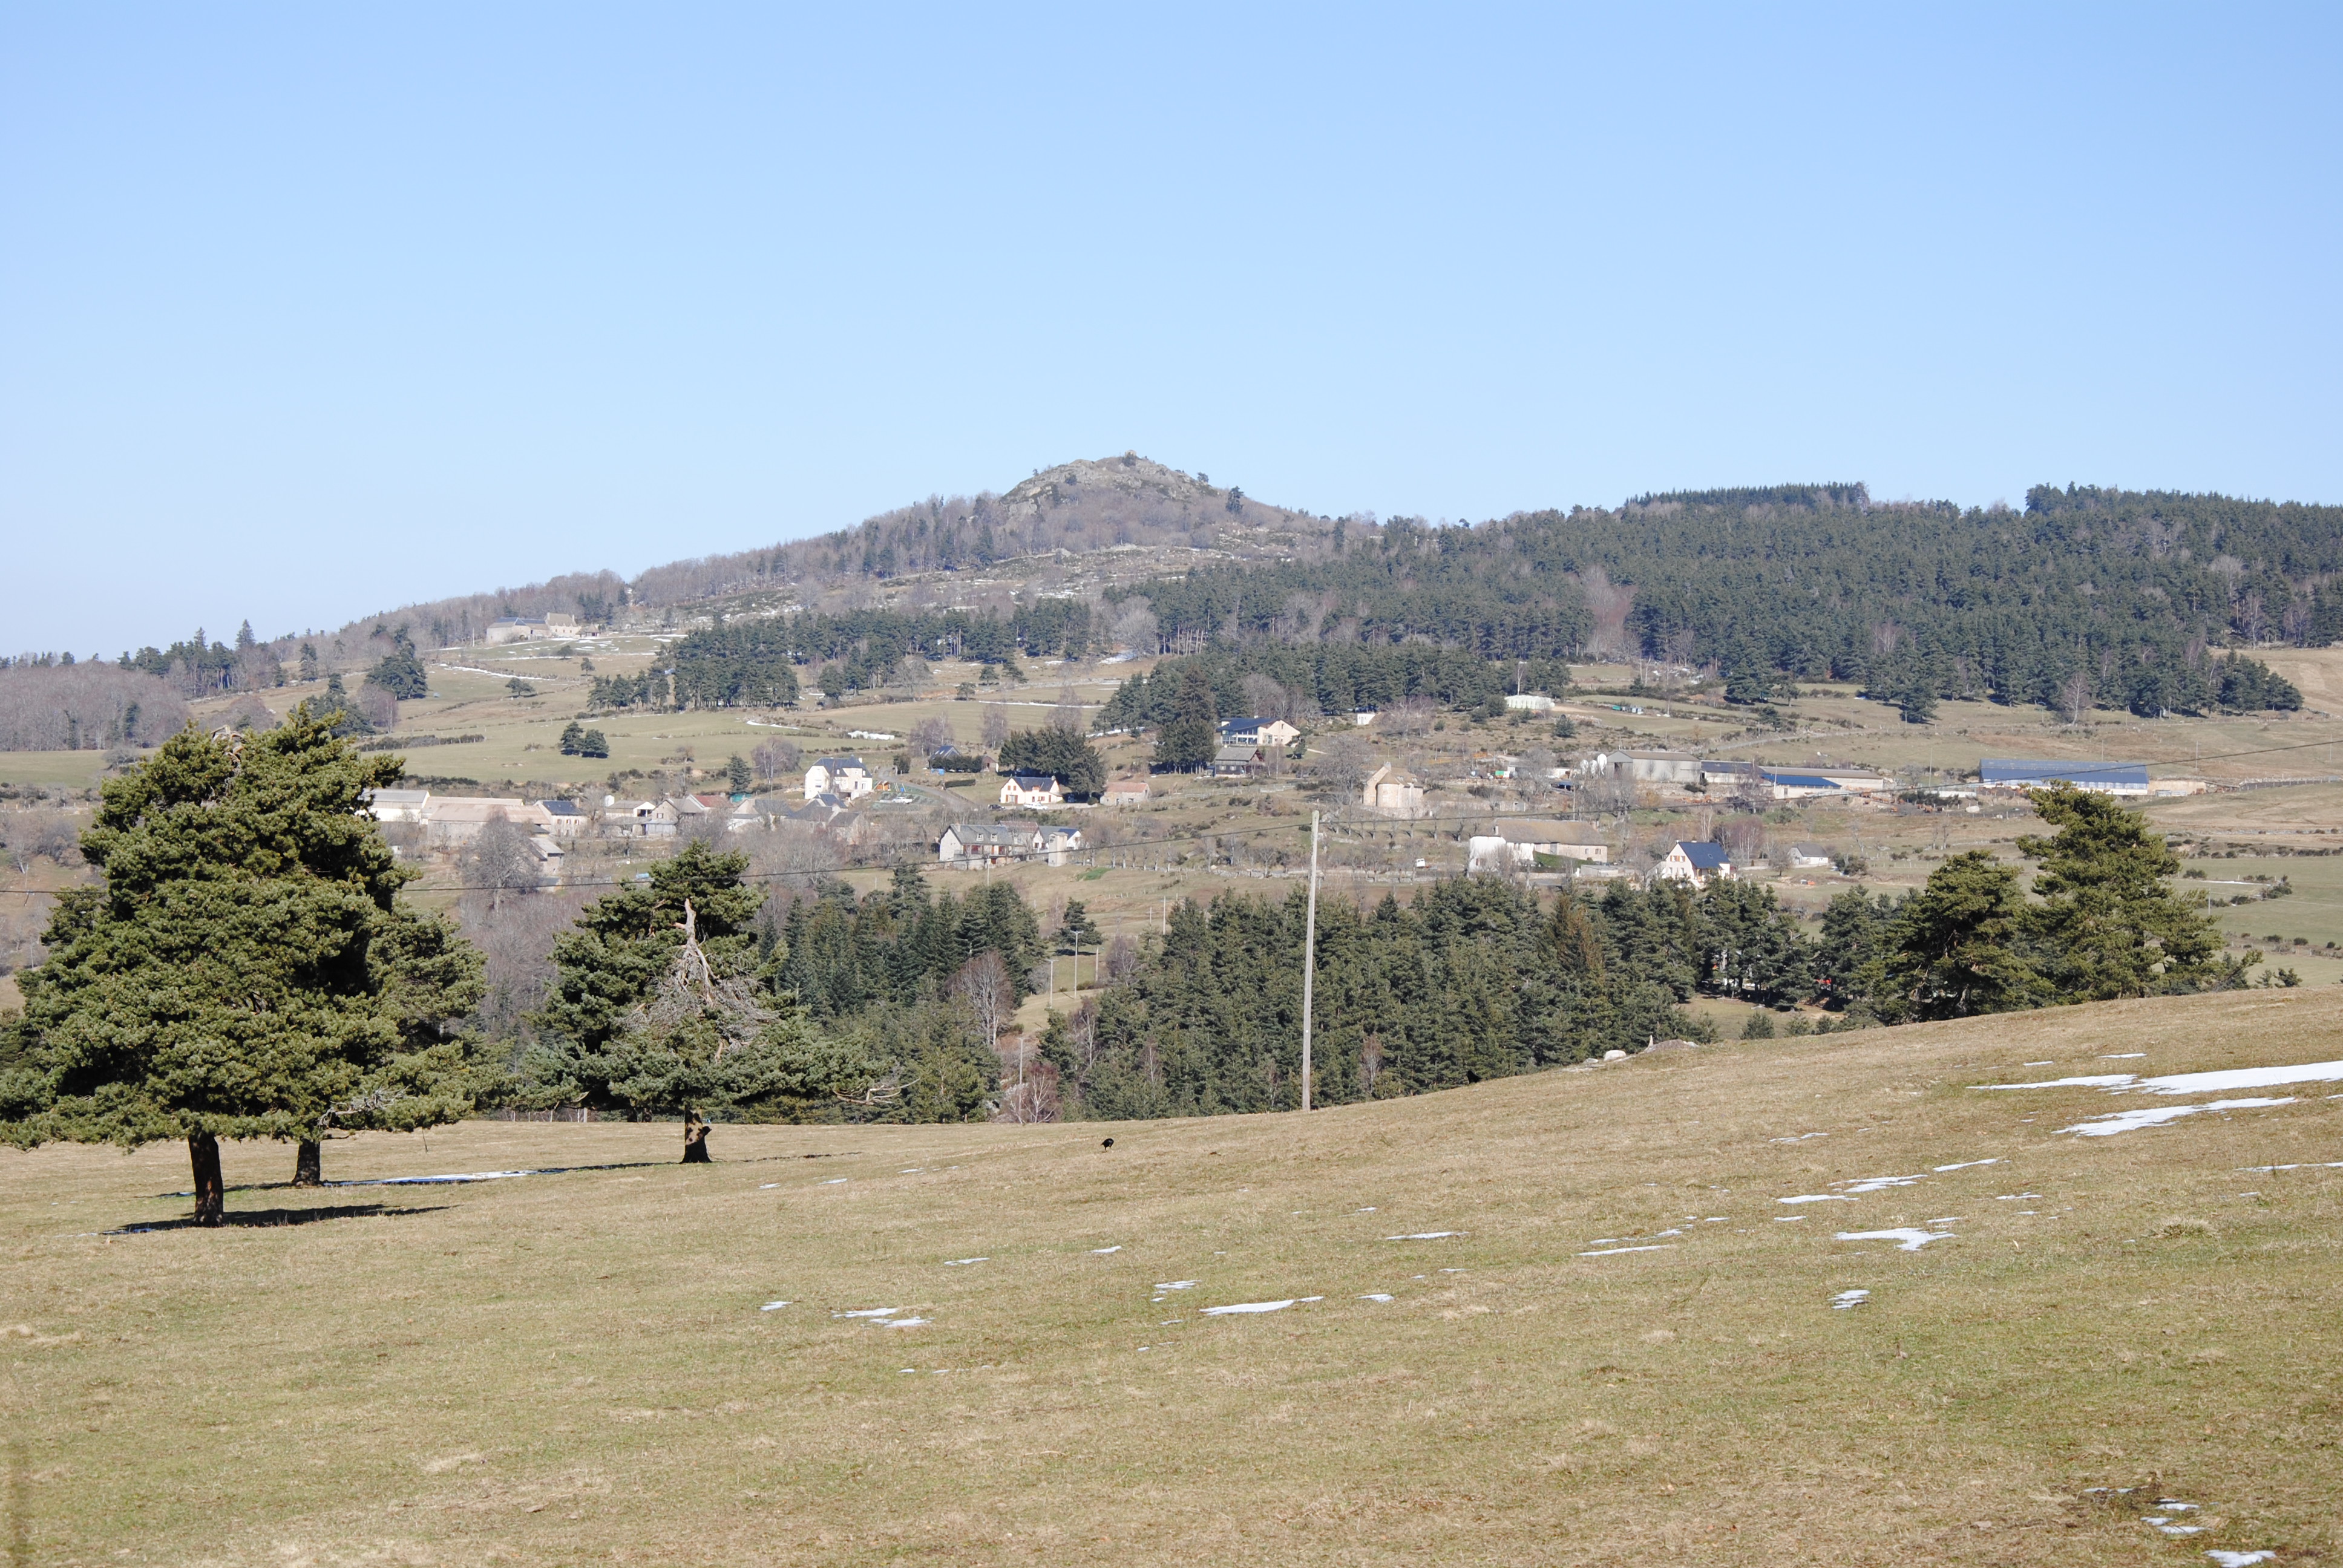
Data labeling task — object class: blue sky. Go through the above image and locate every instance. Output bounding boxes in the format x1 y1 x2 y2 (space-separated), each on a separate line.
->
4 4 2338 655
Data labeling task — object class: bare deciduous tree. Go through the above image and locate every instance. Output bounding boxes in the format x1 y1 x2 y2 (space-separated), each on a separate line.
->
1109 598 1159 653
2059 670 2094 725
752 737 800 787
1718 816 1768 866
952 951 1015 1050
353 683 398 731
460 812 541 912
981 704 1011 753
1305 731 1376 798
907 716 952 768
4 809 82 877
1240 673 1294 724
1578 766 1640 822
1380 696 1437 736
1104 932 1141 982
1048 686 1084 734
457 886 588 1044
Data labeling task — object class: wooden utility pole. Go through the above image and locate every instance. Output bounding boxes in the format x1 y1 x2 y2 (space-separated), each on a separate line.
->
1301 809 1321 1112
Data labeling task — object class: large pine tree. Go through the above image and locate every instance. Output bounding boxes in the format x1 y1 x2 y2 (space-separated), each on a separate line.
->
0 714 482 1223
2017 785 2229 998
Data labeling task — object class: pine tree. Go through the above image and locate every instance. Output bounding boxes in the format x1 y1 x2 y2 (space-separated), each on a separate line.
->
368 627 429 700
2017 785 2229 998
1872 851 2048 1021
998 728 1107 798
1153 666 1219 773
521 841 871 1152
726 754 753 793
0 714 483 1221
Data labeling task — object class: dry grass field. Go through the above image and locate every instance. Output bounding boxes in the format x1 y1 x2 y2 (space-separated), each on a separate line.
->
4 990 2339 1566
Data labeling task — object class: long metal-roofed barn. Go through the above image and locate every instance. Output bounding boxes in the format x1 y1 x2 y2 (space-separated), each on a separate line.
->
1978 759 2151 796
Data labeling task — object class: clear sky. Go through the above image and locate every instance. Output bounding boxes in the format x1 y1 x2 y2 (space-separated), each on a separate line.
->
4 4 2338 656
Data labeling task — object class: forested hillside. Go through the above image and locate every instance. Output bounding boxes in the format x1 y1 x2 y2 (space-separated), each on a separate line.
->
31 466 2341 731
1106 485 2341 719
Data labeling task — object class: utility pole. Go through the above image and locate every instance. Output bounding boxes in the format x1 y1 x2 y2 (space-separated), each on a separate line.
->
1301 809 1321 1112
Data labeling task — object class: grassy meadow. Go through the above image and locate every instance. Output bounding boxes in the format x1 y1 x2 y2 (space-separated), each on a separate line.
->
4 988 2339 1566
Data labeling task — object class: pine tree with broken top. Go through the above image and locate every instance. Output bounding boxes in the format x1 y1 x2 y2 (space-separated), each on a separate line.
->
520 841 880 1150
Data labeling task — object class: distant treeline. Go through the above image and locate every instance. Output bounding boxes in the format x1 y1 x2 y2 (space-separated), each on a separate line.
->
770 871 1046 1021
1059 878 1711 1118
1093 645 1565 731
0 664 189 751
1103 484 2329 718
586 602 1094 711
1051 785 2250 1119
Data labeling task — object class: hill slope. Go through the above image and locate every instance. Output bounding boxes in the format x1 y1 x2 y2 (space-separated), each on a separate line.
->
5 987 2339 1564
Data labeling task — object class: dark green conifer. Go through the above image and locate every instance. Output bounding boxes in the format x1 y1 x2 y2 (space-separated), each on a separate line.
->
0 714 483 1221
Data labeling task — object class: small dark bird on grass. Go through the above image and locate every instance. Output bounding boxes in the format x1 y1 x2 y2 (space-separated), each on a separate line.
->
1101 1137 1115 1149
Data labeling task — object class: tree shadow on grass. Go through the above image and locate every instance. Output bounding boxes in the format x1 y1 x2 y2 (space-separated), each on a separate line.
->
146 1149 867 1199
107 1203 450 1233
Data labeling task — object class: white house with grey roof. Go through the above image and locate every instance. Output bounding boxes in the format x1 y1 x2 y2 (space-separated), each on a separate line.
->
937 823 1043 869
804 756 873 801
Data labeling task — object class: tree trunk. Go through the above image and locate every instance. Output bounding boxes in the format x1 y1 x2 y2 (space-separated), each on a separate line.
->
681 1110 711 1163
188 1131 225 1226
292 1138 323 1186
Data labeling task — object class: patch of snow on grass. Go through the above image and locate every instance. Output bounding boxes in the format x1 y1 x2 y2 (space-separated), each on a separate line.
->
1974 1073 2138 1091
362 1170 537 1186
1831 1289 1869 1309
2207 1552 2277 1567
1933 1158 2002 1172
883 1318 931 1328
2134 1059 2343 1096
834 1307 902 1319
1384 1231 1467 1240
1777 1194 1857 1205
1836 1229 1953 1252
2241 1160 2343 1172
1202 1298 1311 1315
1769 1132 1828 1143
1360 1293 1395 1302
1578 1244 1678 1256
942 1258 988 1266
759 1301 791 1311
1154 1281 1197 1291
2059 1097 2295 1137
2101 1053 2146 1059
819 1177 848 1185
1090 1245 1122 1254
